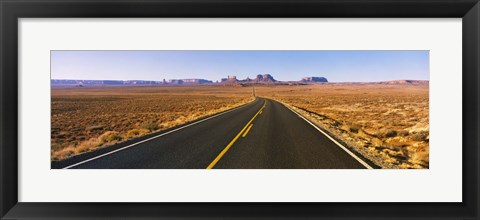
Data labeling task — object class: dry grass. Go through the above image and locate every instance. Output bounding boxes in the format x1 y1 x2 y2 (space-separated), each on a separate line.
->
51 83 429 168
256 83 429 169
51 85 254 161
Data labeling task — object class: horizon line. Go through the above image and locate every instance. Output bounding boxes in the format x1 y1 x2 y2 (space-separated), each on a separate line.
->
50 78 429 83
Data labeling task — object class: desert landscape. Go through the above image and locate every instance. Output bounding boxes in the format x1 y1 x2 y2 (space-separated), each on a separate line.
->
256 81 429 169
51 50 429 169
51 81 428 169
51 86 253 160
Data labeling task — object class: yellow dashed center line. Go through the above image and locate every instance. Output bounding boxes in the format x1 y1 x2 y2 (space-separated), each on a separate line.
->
242 124 253 138
206 100 266 169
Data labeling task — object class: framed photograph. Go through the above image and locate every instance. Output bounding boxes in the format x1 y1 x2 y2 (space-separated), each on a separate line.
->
1 0 479 219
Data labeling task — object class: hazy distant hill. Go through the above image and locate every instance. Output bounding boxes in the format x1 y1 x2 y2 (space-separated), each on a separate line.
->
301 77 328 83
51 77 428 87
51 79 213 86
381 80 429 85
51 79 163 86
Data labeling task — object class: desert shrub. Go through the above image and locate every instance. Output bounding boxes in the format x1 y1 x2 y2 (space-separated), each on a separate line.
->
384 129 397 138
51 147 75 161
74 138 102 154
51 143 63 151
127 129 141 136
86 125 104 132
141 121 159 132
398 130 409 136
411 131 429 142
99 131 123 143
126 128 150 138
409 150 429 168
331 120 341 127
349 124 360 133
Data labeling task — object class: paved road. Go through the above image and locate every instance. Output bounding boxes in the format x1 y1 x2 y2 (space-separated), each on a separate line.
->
52 98 370 169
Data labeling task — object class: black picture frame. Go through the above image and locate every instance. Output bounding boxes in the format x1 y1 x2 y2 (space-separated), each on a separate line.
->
1 0 479 219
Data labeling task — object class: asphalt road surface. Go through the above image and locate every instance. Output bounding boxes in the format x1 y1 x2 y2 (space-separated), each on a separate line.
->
52 98 371 169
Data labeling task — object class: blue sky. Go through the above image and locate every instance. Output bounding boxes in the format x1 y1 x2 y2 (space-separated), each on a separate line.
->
51 51 429 82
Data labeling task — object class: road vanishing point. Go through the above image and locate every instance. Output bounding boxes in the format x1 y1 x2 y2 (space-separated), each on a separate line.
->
52 98 373 169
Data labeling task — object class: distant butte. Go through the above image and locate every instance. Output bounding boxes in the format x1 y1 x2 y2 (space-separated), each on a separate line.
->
220 74 326 84
301 76 328 83
51 75 429 87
